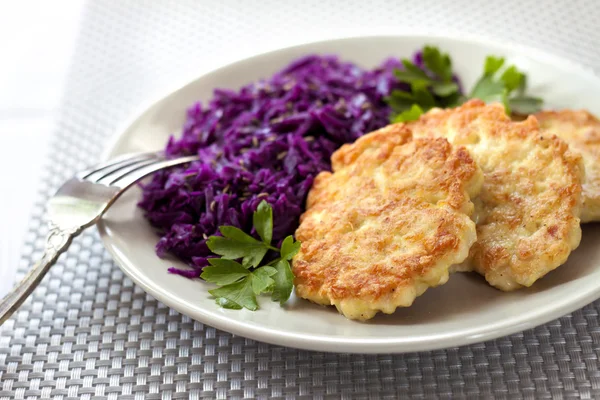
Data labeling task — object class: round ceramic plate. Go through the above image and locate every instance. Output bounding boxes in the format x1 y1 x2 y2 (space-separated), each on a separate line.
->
98 34 600 353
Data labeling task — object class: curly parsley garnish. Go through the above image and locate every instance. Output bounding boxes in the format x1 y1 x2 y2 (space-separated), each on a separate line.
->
202 201 300 310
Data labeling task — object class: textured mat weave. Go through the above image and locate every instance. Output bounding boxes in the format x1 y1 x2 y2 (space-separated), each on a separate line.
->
1 1 600 398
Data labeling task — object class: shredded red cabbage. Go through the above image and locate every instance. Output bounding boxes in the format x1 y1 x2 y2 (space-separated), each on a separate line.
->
138 55 410 278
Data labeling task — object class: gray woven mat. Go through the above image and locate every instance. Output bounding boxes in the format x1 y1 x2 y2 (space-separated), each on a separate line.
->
2 1 600 398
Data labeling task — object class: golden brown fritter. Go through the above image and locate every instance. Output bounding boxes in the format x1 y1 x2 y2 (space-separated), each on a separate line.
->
535 109 600 223
409 100 583 291
292 124 483 320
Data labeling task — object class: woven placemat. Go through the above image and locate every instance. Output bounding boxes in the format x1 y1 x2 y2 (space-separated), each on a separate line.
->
1 1 600 398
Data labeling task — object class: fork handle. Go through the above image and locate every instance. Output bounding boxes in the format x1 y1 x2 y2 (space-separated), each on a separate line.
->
0 224 77 325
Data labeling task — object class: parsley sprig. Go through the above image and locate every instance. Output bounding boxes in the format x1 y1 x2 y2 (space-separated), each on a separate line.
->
386 45 543 122
386 46 461 123
201 201 300 310
470 55 543 115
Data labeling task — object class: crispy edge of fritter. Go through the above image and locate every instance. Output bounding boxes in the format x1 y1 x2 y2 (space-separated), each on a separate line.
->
535 109 600 223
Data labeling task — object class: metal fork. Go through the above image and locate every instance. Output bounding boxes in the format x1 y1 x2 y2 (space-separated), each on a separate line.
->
0 152 198 325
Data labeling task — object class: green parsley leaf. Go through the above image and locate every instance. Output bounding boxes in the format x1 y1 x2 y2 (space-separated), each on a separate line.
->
271 259 294 305
516 74 528 95
500 65 524 93
484 56 505 76
402 59 429 78
208 257 251 270
219 226 262 243
241 250 269 269
392 104 424 123
251 267 277 295
469 75 508 106
394 60 430 84
422 45 453 81
260 266 277 275
216 297 243 310
411 81 436 110
206 236 268 267
280 236 301 260
209 276 258 311
508 95 544 115
200 259 250 285
384 90 415 111
253 200 273 245
388 89 415 101
431 81 459 97
208 226 269 267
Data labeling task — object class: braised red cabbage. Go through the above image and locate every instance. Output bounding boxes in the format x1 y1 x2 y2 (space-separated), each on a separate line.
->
139 55 409 278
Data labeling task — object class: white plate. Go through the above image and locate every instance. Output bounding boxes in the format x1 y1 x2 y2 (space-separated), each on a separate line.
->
98 34 600 354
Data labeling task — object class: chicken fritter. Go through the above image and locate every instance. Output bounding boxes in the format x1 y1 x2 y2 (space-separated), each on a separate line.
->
535 109 600 223
410 100 583 291
292 125 483 320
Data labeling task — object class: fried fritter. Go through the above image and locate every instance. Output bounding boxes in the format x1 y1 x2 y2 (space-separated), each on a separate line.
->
535 109 600 222
292 125 483 320
410 100 583 291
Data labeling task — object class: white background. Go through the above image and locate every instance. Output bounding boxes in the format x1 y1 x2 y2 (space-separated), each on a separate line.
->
0 1 83 296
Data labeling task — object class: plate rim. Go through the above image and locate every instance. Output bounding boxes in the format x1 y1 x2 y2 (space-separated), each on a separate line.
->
97 31 600 353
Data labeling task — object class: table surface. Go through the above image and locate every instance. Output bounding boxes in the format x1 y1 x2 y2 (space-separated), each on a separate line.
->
2 1 600 399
